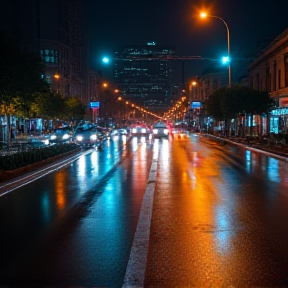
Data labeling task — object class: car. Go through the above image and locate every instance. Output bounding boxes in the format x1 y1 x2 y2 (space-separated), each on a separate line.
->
73 124 105 147
49 127 72 144
130 123 151 138
152 121 170 138
118 128 128 136
110 128 128 137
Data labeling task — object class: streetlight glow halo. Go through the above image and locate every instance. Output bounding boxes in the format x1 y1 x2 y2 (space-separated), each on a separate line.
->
102 57 109 64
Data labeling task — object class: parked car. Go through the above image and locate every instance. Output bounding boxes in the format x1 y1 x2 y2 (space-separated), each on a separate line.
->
152 121 170 138
49 127 73 144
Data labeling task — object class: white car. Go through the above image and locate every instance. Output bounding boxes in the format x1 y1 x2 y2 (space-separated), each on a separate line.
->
73 126 104 147
130 124 150 138
152 121 170 138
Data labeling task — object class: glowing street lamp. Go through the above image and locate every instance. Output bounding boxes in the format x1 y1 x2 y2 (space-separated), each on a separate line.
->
200 12 231 88
102 57 109 64
54 73 60 80
54 73 60 94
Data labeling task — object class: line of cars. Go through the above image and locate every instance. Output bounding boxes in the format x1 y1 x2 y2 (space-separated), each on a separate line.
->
128 120 172 139
47 120 174 148
48 122 110 148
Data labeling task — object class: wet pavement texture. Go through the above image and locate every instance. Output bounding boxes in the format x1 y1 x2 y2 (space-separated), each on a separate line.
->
1 133 288 287
144 134 288 287
0 136 153 287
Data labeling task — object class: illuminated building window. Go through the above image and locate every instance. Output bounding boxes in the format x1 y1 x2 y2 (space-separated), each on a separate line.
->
40 49 58 64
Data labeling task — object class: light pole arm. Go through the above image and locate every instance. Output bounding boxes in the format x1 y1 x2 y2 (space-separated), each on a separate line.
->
209 15 230 57
209 15 231 88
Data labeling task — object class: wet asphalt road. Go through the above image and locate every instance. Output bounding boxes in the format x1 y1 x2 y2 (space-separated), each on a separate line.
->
0 133 288 287
0 135 153 287
144 134 288 287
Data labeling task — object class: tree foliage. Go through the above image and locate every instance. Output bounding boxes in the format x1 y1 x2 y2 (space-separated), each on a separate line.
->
64 97 85 121
204 85 275 121
0 30 49 147
34 92 66 119
0 30 49 116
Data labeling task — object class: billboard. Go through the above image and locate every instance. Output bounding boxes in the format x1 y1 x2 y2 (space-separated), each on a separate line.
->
191 101 201 109
89 101 100 108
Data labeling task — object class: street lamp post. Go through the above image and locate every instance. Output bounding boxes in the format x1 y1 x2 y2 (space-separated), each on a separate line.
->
200 12 231 88
54 73 60 94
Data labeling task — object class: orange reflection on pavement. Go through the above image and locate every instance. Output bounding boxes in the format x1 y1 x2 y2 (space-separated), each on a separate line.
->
146 140 237 286
55 171 67 210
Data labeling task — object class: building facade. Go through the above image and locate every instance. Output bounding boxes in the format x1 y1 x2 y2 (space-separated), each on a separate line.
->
189 66 229 103
248 27 288 135
114 42 175 114
0 0 88 104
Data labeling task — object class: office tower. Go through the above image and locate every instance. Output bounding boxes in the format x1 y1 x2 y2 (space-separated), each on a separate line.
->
0 0 87 102
114 42 175 113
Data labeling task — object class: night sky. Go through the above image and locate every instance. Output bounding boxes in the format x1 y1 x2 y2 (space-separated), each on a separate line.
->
83 0 288 83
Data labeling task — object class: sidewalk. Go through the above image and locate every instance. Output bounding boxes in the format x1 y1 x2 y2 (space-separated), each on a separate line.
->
208 134 288 160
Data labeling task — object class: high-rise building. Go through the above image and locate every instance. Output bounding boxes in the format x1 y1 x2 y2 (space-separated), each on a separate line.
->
114 42 176 113
0 0 88 104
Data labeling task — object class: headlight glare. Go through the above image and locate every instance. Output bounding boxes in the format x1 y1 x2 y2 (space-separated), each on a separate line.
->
76 135 83 141
90 134 97 141
62 134 70 140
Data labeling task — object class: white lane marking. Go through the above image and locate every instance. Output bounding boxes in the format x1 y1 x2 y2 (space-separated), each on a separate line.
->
0 150 90 197
123 149 159 287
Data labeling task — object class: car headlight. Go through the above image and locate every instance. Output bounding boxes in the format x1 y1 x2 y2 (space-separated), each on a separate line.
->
50 135 57 140
153 129 158 134
62 134 70 140
76 135 83 141
132 128 137 133
164 129 169 134
141 128 147 133
90 134 97 141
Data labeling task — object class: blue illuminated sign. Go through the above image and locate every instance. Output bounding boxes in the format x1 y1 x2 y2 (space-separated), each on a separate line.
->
191 102 201 109
89 101 100 108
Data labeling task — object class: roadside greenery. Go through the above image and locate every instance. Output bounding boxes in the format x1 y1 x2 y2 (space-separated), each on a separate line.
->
0 31 86 148
0 143 80 171
203 85 275 135
204 85 275 120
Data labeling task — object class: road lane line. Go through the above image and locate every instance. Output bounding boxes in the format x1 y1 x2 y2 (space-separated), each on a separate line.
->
123 147 159 287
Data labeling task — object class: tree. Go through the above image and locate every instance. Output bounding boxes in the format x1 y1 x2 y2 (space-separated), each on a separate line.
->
34 92 66 120
64 97 85 121
13 51 49 118
204 85 274 137
0 30 49 147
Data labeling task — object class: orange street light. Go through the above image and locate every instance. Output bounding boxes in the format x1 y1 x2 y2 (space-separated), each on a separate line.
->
54 73 60 80
54 73 60 94
200 12 231 88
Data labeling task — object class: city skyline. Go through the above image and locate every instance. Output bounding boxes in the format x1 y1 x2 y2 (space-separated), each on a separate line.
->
84 0 288 83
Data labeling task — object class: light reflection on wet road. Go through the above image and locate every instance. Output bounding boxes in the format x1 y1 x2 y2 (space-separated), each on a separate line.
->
0 133 288 287
0 135 153 287
145 133 288 287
